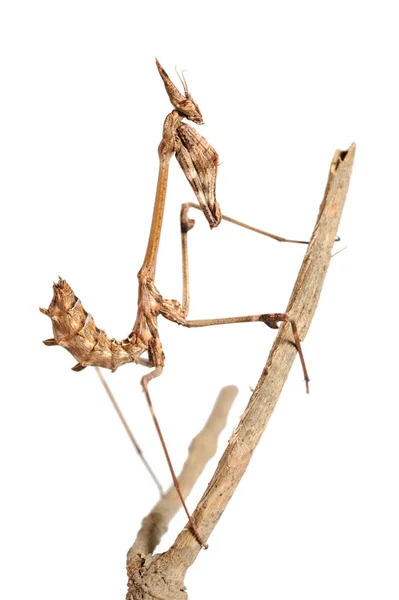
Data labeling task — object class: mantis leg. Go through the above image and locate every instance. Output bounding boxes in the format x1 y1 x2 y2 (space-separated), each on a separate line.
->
182 202 311 244
179 201 310 317
178 204 310 392
141 366 208 549
95 367 164 497
182 313 310 394
180 204 194 317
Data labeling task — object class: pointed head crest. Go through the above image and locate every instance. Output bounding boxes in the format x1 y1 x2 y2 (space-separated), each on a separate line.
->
155 59 203 125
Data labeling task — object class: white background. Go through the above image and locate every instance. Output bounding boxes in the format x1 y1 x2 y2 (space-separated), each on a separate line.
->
1 2 398 599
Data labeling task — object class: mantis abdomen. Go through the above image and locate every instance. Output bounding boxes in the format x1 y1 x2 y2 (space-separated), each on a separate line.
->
41 278 145 372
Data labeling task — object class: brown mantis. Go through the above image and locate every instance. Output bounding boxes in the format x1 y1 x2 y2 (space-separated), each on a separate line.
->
41 59 310 549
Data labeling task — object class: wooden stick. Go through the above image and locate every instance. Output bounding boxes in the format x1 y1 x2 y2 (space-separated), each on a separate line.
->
126 386 238 571
126 143 356 600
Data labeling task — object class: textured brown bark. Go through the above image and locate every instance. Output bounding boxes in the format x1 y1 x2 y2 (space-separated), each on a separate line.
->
125 144 356 600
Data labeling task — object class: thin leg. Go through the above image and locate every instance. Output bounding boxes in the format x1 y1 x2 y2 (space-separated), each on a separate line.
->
180 203 195 316
141 366 208 549
262 313 310 394
182 313 310 393
183 202 310 244
178 201 313 318
95 367 164 497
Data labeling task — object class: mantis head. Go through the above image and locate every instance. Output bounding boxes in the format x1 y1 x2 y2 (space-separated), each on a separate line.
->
156 59 203 125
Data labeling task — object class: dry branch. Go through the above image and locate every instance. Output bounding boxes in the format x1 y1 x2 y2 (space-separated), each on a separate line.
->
126 144 356 600
127 386 238 595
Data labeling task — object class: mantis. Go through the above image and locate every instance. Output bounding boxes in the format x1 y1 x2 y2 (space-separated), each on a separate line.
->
41 60 310 549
